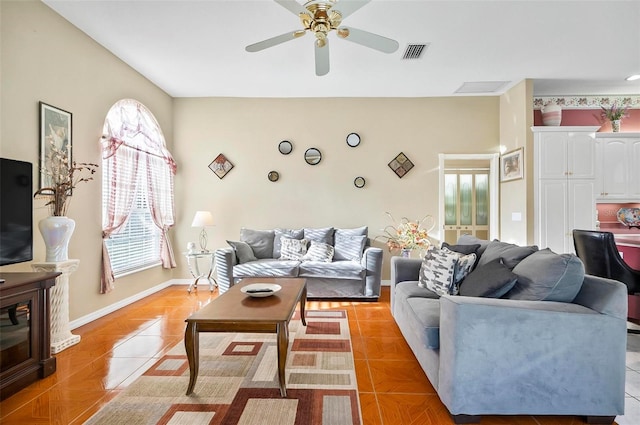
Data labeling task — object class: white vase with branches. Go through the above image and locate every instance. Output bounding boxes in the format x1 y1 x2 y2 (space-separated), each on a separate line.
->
34 140 97 262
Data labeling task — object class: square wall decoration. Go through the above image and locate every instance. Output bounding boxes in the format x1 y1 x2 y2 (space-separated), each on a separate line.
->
388 152 414 178
209 153 234 179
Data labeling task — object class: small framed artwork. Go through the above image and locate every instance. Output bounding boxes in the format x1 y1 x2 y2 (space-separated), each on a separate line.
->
500 147 524 182
388 152 414 178
209 153 234 179
39 102 72 190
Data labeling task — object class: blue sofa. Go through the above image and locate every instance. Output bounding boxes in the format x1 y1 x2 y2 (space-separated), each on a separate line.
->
215 226 383 299
390 238 627 424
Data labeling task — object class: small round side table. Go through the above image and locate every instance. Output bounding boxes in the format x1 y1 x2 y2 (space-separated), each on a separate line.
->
184 251 217 293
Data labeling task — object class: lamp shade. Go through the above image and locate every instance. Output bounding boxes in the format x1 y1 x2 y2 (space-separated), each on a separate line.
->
191 211 214 227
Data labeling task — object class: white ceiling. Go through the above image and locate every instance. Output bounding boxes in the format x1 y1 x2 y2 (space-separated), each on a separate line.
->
43 0 640 98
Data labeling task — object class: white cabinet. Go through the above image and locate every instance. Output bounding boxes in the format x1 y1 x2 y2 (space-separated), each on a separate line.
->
533 127 599 254
595 134 640 201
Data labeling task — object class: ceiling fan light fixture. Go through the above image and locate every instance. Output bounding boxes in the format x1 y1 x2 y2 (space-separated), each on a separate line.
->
337 27 349 38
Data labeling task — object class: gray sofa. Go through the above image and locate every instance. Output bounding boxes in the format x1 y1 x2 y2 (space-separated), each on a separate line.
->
215 226 383 299
390 236 627 424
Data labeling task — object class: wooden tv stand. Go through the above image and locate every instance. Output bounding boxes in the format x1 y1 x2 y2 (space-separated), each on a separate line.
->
0 272 60 400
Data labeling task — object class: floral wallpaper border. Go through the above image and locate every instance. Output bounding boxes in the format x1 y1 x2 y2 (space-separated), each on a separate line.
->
533 95 640 110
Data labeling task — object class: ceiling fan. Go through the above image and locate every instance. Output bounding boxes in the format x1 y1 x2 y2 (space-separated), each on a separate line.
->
245 0 399 76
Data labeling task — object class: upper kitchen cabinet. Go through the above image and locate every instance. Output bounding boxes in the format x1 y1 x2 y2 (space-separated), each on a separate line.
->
595 133 640 201
534 127 599 180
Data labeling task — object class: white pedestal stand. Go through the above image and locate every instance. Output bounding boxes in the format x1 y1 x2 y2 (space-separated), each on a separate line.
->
31 259 81 354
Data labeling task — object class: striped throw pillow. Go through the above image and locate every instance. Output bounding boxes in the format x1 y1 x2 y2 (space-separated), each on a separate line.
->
302 241 335 263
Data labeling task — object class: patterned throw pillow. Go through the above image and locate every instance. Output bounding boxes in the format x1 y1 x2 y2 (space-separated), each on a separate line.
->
302 241 335 262
442 247 476 287
273 228 304 258
419 246 476 296
279 237 309 260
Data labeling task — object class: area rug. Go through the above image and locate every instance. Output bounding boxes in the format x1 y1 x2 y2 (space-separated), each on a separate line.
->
85 310 361 425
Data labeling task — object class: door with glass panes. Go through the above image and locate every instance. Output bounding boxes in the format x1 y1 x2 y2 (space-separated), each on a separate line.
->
443 171 490 244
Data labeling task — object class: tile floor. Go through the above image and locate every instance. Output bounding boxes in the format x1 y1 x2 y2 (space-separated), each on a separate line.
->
0 285 635 424
618 323 640 425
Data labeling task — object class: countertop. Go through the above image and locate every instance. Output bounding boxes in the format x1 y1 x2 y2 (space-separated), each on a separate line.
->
600 223 640 247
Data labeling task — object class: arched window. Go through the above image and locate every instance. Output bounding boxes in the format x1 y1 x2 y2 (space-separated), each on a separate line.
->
100 99 177 293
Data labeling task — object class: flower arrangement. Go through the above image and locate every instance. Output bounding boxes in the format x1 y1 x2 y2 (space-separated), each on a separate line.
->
376 212 435 251
34 140 98 216
601 102 629 121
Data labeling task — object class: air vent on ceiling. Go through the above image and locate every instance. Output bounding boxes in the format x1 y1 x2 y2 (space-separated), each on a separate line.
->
454 81 510 94
402 43 429 60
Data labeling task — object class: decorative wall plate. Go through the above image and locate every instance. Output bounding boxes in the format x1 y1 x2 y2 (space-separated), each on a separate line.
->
304 148 322 165
354 176 366 188
617 207 640 229
346 132 361 147
278 140 293 155
268 171 280 182
388 152 414 178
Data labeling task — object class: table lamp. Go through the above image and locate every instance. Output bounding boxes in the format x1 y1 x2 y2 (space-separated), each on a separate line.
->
191 211 214 252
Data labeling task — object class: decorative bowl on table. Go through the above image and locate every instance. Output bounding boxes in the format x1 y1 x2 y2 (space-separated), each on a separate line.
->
240 283 282 298
617 208 640 229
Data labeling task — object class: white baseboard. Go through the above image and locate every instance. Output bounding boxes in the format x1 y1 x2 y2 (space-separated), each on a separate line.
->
69 278 388 330
69 279 191 330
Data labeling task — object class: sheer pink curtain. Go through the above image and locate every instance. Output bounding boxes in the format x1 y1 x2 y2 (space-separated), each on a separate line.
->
146 153 176 268
100 99 177 293
101 141 140 293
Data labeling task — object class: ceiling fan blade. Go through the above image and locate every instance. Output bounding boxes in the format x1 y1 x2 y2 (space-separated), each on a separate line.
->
246 30 305 52
333 0 371 19
315 40 330 76
337 26 399 53
274 0 308 16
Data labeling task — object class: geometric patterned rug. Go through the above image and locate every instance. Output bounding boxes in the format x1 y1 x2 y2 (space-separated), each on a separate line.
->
84 310 361 425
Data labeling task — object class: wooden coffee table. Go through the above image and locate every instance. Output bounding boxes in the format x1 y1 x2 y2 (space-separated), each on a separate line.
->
184 277 307 397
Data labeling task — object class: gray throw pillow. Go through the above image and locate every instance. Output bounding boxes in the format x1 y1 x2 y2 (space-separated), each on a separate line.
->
441 242 481 255
335 226 368 237
240 228 275 259
273 228 304 258
456 234 490 257
334 233 366 261
459 258 518 298
506 248 585 302
477 240 538 269
303 227 335 245
227 240 257 264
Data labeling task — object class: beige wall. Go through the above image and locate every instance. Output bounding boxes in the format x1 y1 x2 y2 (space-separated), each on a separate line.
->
0 1 174 320
498 80 533 245
1 0 507 323
172 97 500 279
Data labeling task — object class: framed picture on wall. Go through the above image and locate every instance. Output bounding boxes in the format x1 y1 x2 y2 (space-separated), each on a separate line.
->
500 147 524 182
208 153 234 179
39 102 72 190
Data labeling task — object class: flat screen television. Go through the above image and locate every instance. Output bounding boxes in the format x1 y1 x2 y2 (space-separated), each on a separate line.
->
0 158 33 266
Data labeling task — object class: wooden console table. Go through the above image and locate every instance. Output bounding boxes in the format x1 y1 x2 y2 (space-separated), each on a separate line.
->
0 272 60 400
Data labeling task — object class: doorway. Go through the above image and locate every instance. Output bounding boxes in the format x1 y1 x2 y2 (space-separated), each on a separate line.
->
438 154 499 244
